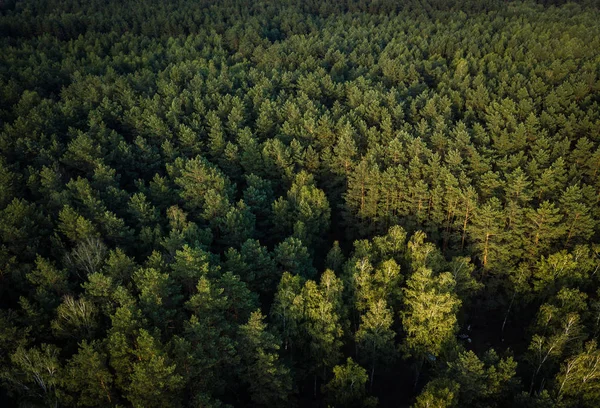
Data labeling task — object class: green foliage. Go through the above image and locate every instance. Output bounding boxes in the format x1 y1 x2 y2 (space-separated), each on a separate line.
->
3 0 600 406
3 344 62 406
322 358 377 408
51 295 98 340
300 270 345 376
469 198 507 270
446 349 518 407
133 267 182 332
124 329 184 408
413 378 459 408
401 267 461 361
225 239 277 295
173 156 234 214
326 241 346 273
238 311 293 406
62 341 114 406
170 245 214 293
273 171 331 247
270 272 304 352
26 256 69 309
527 288 588 394
555 340 600 407
273 237 316 279
355 298 396 386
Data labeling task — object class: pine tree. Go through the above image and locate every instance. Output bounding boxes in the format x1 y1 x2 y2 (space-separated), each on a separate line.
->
525 201 565 258
218 200 255 248
207 110 226 158
238 311 293 407
237 128 264 176
469 197 507 270
272 171 331 247
456 186 478 251
273 237 316 279
560 185 595 245
173 156 234 214
133 267 182 334
344 159 381 235
58 205 97 244
217 272 258 325
25 256 69 312
62 341 114 406
446 349 518 407
326 241 346 273
224 238 277 296
170 245 214 294
332 122 358 178
178 276 240 395
534 158 567 201
125 329 183 408
243 174 274 241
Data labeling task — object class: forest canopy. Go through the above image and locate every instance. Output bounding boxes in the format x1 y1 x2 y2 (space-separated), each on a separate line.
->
1 0 600 406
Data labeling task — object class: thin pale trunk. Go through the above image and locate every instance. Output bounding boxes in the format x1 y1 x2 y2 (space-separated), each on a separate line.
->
385 191 390 223
100 378 112 403
370 364 375 392
461 208 470 250
582 356 600 383
283 314 287 350
414 357 425 391
533 216 543 247
558 360 576 397
530 346 555 394
530 367 540 394
501 290 517 341
370 342 376 391
360 181 365 213
483 232 490 267
566 213 580 244
443 203 455 251
427 196 433 219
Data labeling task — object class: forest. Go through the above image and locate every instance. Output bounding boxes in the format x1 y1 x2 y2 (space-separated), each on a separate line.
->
1 0 600 406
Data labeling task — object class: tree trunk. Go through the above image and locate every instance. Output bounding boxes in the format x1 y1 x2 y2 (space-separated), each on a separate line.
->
414 357 425 391
370 364 375 392
501 290 516 341
483 232 490 267
565 213 580 245
461 208 470 250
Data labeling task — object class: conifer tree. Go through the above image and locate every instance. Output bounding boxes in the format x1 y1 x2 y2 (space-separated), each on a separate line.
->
238 311 293 407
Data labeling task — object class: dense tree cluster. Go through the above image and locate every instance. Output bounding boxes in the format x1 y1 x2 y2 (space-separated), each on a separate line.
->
1 0 600 406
